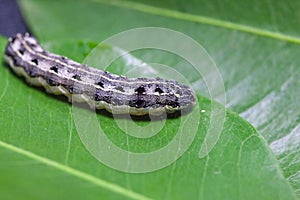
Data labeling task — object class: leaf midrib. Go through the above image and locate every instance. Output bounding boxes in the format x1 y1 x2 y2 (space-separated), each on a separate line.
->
93 0 300 45
0 140 152 200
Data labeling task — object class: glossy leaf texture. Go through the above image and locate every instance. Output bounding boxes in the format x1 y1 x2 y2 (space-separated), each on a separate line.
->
0 0 299 199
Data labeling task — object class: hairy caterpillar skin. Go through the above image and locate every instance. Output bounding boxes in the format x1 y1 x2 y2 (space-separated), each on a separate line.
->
4 33 196 116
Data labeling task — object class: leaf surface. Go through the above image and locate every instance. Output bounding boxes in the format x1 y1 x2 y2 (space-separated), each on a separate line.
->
0 0 299 199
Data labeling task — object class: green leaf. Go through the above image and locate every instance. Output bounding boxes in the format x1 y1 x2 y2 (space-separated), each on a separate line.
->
0 36 295 199
0 0 298 199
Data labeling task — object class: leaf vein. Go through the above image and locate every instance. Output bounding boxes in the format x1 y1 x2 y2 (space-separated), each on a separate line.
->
93 0 300 44
0 140 152 200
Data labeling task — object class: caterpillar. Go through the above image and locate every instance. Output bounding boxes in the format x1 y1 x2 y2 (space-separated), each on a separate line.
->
4 33 196 116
